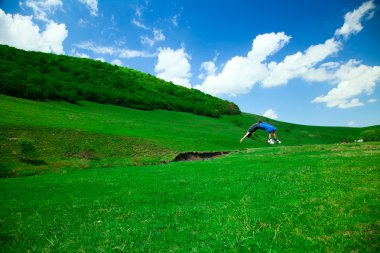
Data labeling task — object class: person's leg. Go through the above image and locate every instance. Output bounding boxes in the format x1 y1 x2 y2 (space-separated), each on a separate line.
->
268 133 274 144
273 131 281 143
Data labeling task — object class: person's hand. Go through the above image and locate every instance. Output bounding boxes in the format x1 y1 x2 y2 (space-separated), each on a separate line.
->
240 138 243 143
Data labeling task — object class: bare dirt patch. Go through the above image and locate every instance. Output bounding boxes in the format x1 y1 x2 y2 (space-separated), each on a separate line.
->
172 151 230 162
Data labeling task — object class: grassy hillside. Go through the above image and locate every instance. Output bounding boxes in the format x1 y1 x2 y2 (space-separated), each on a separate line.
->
1 94 378 177
1 143 379 252
1 41 379 252
0 45 239 117
0 94 379 251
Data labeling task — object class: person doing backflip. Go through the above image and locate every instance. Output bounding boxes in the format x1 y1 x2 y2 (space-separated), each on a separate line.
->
240 121 281 144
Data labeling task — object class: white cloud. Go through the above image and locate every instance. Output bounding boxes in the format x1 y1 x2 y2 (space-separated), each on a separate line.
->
78 0 98 16
140 29 165 47
131 2 151 27
312 60 380 109
172 14 179 26
347 121 355 126
119 49 154 58
368 98 377 103
262 38 341 87
42 21 68 53
198 61 217 79
95 57 105 62
339 99 364 109
71 49 89 58
155 47 192 88
153 29 165 41
198 56 218 79
248 32 291 62
140 36 155 47
78 18 88 27
335 0 376 39
263 109 278 119
194 1 379 110
75 41 155 58
134 5 144 17
195 32 290 96
204 61 217 74
23 0 63 22
76 42 113 54
132 18 149 30
111 59 123 66
131 2 166 47
0 9 67 54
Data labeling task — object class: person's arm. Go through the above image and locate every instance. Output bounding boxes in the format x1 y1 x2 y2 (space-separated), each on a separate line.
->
240 132 251 143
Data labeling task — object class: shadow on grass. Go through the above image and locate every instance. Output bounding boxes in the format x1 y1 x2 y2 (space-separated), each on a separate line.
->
20 159 47 165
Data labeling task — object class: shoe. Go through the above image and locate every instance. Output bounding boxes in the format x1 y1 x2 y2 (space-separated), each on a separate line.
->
268 139 275 145
276 140 282 144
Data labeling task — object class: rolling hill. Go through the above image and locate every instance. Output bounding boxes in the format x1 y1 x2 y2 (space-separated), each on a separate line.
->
0 45 239 118
1 94 378 177
0 44 379 178
0 47 379 252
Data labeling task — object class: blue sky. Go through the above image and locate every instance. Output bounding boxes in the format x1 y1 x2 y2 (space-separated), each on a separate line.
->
1 0 379 127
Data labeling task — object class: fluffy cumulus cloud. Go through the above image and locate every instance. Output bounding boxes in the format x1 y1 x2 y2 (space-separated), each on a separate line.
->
155 47 192 88
195 0 379 110
335 0 375 39
198 55 218 80
312 60 380 109
78 0 98 16
111 59 123 66
75 41 155 58
195 32 290 96
262 38 341 87
263 109 278 119
0 9 67 54
95 57 105 62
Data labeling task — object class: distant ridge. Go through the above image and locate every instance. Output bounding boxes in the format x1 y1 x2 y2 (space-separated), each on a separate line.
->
0 45 240 118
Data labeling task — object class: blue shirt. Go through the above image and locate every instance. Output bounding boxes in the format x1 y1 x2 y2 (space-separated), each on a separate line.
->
248 122 277 133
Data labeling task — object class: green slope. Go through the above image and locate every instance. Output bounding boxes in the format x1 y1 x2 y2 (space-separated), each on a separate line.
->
222 113 379 145
1 94 378 177
0 45 239 117
1 143 379 252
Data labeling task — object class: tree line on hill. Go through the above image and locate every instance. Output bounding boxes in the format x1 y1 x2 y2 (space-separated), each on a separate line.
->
0 45 240 118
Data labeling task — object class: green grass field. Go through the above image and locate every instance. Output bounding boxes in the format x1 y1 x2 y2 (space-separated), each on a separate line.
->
1 94 377 177
0 94 379 252
1 143 379 252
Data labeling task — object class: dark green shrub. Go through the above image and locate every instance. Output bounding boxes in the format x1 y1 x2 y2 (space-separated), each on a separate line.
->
18 138 39 161
360 129 380 142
